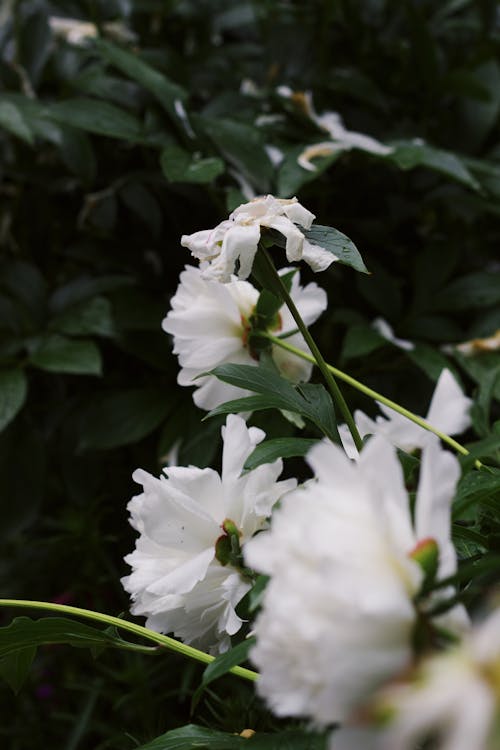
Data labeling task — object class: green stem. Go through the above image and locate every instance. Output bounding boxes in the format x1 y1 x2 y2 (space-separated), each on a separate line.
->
262 332 483 469
259 248 363 452
0 599 258 683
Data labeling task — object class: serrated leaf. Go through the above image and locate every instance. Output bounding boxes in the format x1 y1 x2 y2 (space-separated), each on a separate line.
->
302 225 369 274
135 724 326 750
244 437 318 470
30 335 102 375
0 101 34 145
192 638 255 710
0 369 27 432
160 145 225 184
43 99 143 142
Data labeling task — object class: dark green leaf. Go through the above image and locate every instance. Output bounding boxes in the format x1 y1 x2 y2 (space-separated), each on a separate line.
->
244 437 318 470
78 388 173 451
49 297 115 337
388 141 480 190
197 116 273 192
302 225 369 274
30 335 102 375
434 272 500 311
135 724 326 750
160 145 225 184
207 364 338 442
43 99 143 142
119 182 163 238
192 638 255 709
0 101 34 145
0 646 36 694
340 324 385 363
96 40 187 121
0 616 156 692
0 369 27 432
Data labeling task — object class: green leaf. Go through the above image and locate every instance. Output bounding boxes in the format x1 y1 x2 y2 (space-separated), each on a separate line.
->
30 335 102 375
0 616 156 692
135 724 326 750
340 324 385 363
244 437 318 470
43 99 143 142
462 467 498 503
197 116 273 192
302 225 369 274
49 297 115 337
49 275 132 313
0 646 36 694
192 638 255 709
0 101 34 145
119 182 163 238
77 388 173 451
0 369 27 432
160 145 225 184
96 40 187 121
388 141 480 191
434 272 500 311
207 364 338 442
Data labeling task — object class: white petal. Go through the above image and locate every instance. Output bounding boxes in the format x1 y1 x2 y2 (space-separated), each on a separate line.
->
415 438 460 579
301 238 338 271
372 318 415 351
426 368 472 437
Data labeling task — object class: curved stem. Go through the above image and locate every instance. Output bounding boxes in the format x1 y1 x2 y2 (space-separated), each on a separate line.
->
0 599 258 683
262 332 483 470
259 248 363 452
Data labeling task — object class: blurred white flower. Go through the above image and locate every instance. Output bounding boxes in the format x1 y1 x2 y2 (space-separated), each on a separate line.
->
245 436 464 725
162 264 327 411
455 329 500 356
49 16 135 45
371 318 415 351
122 414 296 654
181 194 337 283
276 89 392 171
339 368 472 459
381 607 500 750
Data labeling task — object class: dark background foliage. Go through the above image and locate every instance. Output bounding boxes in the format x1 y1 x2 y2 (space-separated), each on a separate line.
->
1 1 500 747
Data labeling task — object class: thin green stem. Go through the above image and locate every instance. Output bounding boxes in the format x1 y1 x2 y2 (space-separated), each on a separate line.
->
259 248 363 452
262 332 483 470
0 599 258 683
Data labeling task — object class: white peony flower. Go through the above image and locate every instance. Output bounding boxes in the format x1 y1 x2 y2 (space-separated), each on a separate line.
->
162 264 327 411
122 414 296 654
339 368 472 459
180 194 337 283
381 607 500 750
244 435 464 725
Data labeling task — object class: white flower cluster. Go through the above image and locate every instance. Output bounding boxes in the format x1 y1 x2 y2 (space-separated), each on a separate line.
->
122 193 498 748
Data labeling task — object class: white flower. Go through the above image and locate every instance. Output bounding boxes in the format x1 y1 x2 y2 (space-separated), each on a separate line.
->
455 329 500 356
339 368 472 459
276 89 392 171
122 414 296 654
162 264 327 411
371 318 415 351
381 607 500 750
244 436 464 725
181 195 337 283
